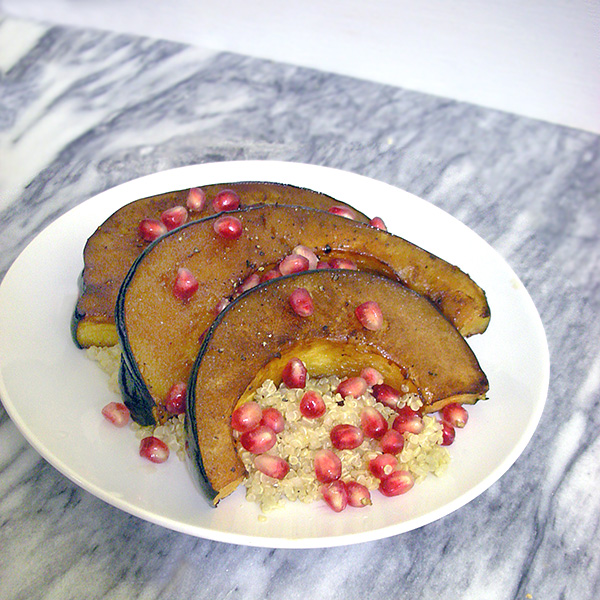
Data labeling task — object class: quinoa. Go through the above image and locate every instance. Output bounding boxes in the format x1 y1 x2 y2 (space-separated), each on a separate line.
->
86 344 121 394
236 374 450 513
87 347 451 510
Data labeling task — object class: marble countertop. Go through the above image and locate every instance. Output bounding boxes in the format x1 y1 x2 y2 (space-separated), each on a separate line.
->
1 14 599 600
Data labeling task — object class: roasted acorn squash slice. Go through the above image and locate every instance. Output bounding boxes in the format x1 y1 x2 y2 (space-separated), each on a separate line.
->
186 269 488 505
73 181 369 348
116 204 490 426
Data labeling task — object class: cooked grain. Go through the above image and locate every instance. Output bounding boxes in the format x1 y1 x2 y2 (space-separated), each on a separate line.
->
237 374 450 512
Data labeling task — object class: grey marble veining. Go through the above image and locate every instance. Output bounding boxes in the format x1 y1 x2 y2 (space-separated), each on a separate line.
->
0 14 599 600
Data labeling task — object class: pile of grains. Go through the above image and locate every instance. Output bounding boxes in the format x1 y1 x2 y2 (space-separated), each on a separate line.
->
236 374 450 513
88 347 451 510
86 344 121 394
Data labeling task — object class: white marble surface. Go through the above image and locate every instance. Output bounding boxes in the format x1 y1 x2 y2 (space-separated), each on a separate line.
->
2 0 600 135
0 14 599 600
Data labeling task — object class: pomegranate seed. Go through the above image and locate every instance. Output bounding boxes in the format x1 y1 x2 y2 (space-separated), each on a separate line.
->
160 205 188 230
281 357 307 389
369 453 398 479
346 481 372 507
173 267 199 301
392 406 424 435
292 245 318 269
321 480 348 512
372 383 401 410
440 403 469 428
370 216 387 231
238 273 260 294
254 454 290 479
101 402 130 427
260 407 285 434
259 267 281 283
360 367 384 387
329 257 358 270
314 448 342 483
330 424 364 450
240 425 277 454
355 301 384 331
186 187 206 211
213 214 242 240
328 205 355 220
289 287 314 317
279 253 309 275
299 390 326 419
336 376 367 399
316 260 330 269
379 429 405 454
360 406 388 439
215 297 230 313
138 218 167 242
231 401 263 433
440 421 456 446
139 436 170 463
379 470 415 496
212 189 241 212
164 381 187 414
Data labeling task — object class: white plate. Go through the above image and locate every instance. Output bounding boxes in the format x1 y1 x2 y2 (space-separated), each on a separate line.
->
0 161 549 548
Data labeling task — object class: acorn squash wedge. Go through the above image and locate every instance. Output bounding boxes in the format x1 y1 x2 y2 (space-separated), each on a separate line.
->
73 181 369 348
185 269 489 505
116 204 490 426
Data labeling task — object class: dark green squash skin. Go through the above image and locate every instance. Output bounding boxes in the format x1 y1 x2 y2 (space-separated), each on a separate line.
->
118 354 157 427
184 415 216 503
184 337 219 504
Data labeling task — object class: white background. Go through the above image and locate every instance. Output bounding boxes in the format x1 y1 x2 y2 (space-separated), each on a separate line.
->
1 0 599 134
